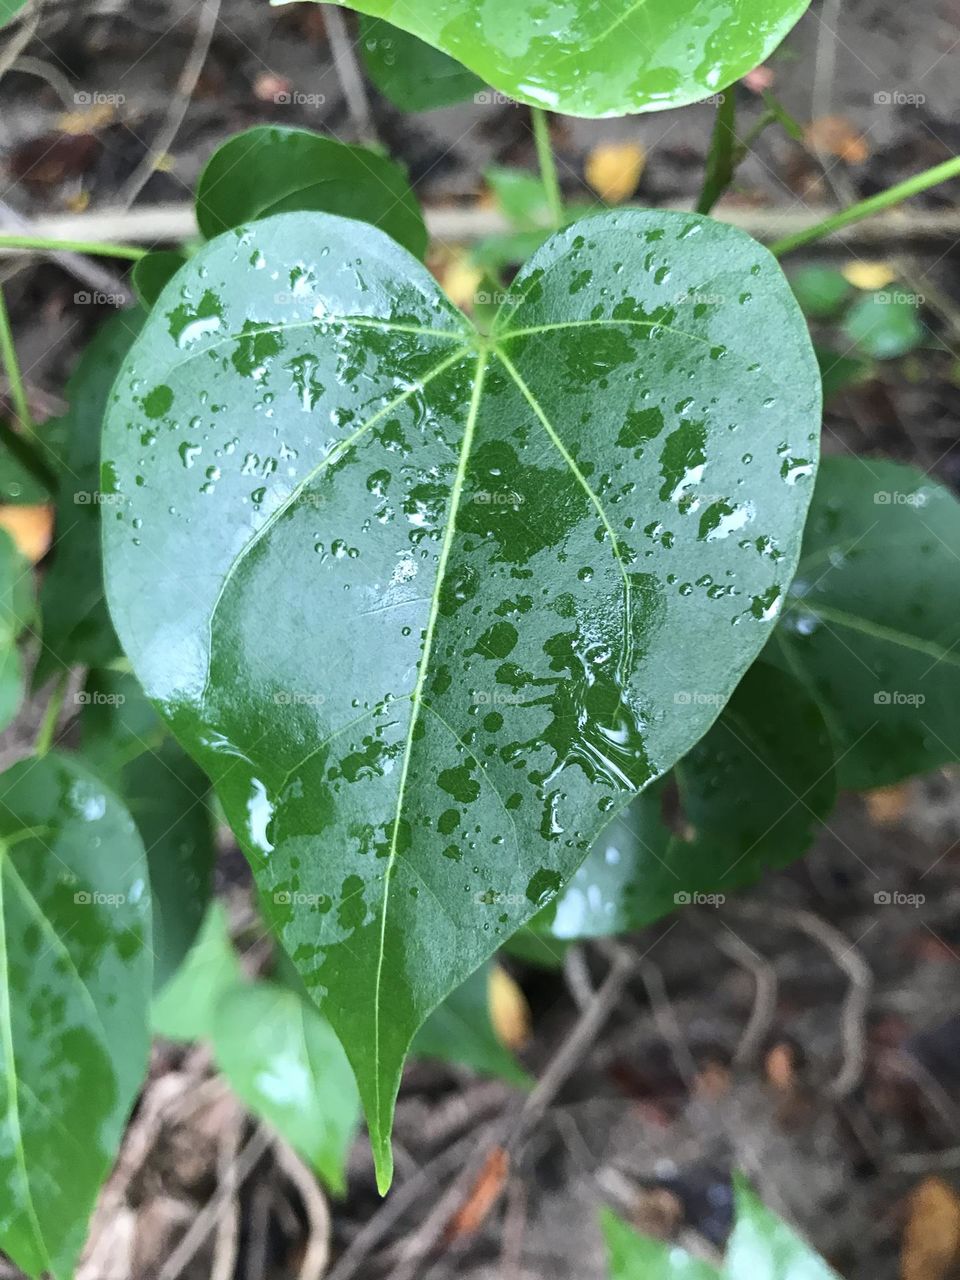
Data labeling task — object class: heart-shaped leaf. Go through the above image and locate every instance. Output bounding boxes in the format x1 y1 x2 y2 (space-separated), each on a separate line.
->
195 126 427 258
284 0 812 118
36 308 146 687
0 753 151 1280
532 662 835 941
770 456 960 789
102 207 819 1187
358 15 484 111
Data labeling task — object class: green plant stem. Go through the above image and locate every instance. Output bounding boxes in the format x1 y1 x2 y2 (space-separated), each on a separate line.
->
697 89 737 215
772 154 960 256
0 234 147 261
35 674 68 758
0 285 33 437
531 107 563 229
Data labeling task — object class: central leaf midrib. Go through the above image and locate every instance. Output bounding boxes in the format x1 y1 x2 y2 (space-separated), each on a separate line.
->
371 348 489 1145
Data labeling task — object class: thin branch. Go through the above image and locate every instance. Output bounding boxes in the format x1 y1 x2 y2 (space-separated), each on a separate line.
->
322 4 377 145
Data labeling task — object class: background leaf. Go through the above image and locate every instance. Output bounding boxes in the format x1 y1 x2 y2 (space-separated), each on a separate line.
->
103 208 820 1188
0 753 151 1280
843 290 924 358
601 1206 719 1279
35 308 145 687
133 250 189 309
152 901 242 1039
287 0 812 118
770 456 960 789
412 962 531 1086
725 1176 840 1279
194 125 427 258
358 15 484 111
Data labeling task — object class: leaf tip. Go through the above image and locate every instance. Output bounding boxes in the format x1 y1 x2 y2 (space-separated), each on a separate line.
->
373 1141 395 1196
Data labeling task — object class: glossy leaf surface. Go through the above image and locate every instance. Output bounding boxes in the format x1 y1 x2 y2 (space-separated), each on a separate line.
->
770 456 960 789
36 309 145 686
195 126 427 259
725 1176 839 1280
286 0 812 118
0 753 151 1280
602 1206 718 1279
212 981 360 1193
534 663 834 941
80 668 215 989
413 962 530 1086
358 15 483 111
103 207 819 1187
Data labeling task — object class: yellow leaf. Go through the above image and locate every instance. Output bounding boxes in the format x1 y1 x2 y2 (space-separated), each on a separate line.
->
488 964 530 1050
57 104 116 135
902 1177 960 1280
65 190 91 214
864 782 911 825
843 261 897 291
585 141 646 204
437 252 484 311
0 504 53 564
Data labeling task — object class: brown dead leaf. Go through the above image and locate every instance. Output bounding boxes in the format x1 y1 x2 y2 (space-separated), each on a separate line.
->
8 134 101 186
488 964 531 1050
0 504 53 563
585 141 646 204
902 1177 960 1280
865 783 911 826
804 115 869 164
445 1147 509 1242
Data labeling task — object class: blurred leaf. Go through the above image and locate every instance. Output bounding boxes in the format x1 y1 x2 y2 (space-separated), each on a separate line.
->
488 963 531 1051
0 503 52 564
844 290 924 358
0 437 52 505
770 456 960 789
841 260 896 291
760 90 804 141
601 1206 719 1279
901 1177 960 1280
803 114 869 163
195 125 427 258
80 668 215 990
212 982 359 1194
132 250 188 309
814 346 872 401
486 166 553 230
726 1175 839 1279
697 91 736 215
585 141 646 204
0 0 28 30
0 527 32 730
413 963 531 1087
446 1147 509 1241
152 901 242 1040
358 14 483 111
789 266 851 320
35 308 146 686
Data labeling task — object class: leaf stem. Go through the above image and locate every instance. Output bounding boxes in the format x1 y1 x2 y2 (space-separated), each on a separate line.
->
0 234 147 261
531 107 563 229
0 285 33 437
35 673 68 758
771 154 960 256
696 89 737 215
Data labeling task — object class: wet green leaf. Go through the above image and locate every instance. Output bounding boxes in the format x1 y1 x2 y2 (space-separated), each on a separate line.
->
35 309 146 687
80 668 215 990
602 1206 719 1279
103 207 820 1189
212 981 359 1193
843 290 924 358
133 251 189 309
789 267 851 321
359 15 484 111
195 126 427 258
0 528 32 731
726 1175 839 1279
535 663 834 940
0 753 151 1280
771 456 960 789
284 0 812 118
152 901 242 1039
413 962 530 1086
